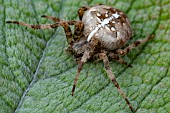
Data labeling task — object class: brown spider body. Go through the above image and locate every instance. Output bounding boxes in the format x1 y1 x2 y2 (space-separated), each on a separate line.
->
6 4 153 112
82 5 131 50
72 5 132 57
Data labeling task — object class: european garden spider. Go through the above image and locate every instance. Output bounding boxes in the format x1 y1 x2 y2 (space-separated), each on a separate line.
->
6 4 153 112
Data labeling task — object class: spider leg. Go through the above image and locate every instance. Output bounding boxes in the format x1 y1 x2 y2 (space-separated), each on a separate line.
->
41 15 61 23
78 4 104 20
116 34 154 55
72 50 90 96
6 21 60 29
59 21 75 45
108 53 132 67
57 20 84 45
99 52 134 112
73 21 84 41
78 6 90 20
72 38 99 96
6 20 77 45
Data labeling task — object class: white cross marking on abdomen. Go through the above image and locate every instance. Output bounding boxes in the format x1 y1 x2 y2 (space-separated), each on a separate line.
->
87 12 120 42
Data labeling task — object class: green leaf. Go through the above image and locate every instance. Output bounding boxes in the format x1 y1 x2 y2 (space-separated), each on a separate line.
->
1 0 170 113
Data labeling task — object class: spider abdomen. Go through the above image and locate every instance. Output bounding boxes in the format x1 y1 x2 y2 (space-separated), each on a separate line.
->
82 5 132 50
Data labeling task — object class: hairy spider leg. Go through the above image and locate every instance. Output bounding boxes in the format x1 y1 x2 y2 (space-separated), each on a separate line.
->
58 21 75 45
40 15 85 42
41 15 61 23
73 21 84 41
72 38 99 96
55 21 85 45
72 50 89 96
99 52 134 112
6 20 77 45
116 34 154 55
6 21 59 29
77 4 103 20
78 6 90 20
108 53 132 67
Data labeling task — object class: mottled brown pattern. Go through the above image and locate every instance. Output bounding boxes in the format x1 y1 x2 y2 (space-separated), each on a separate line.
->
99 52 134 112
41 15 61 23
108 53 130 66
78 6 90 20
116 34 154 55
74 21 84 41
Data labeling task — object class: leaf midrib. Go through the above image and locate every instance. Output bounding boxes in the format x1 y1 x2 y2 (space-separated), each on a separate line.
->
13 0 65 112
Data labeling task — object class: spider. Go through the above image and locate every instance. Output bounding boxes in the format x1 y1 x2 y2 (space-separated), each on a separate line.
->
6 4 153 112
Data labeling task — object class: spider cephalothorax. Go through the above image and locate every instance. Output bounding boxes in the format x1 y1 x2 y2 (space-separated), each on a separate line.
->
6 4 153 112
